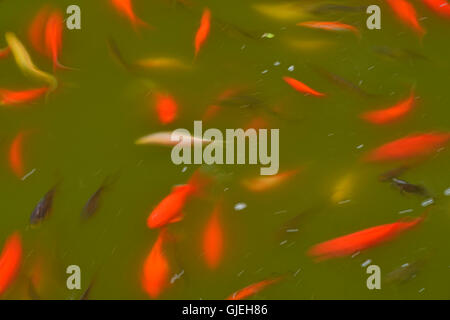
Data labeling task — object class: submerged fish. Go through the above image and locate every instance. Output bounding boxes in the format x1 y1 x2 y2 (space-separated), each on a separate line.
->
154 91 178 125
44 9 70 70
82 175 118 219
283 76 325 97
310 4 367 14
253 2 310 21
5 32 57 93
203 203 224 269
9 131 28 178
0 87 48 106
227 276 284 300
361 92 415 124
30 184 59 226
373 46 428 61
28 6 51 55
365 133 450 162
134 57 191 70
0 232 22 296
0 46 10 59
422 0 450 18
379 165 410 182
308 216 423 261
386 0 425 37
241 169 300 192
135 131 212 147
297 21 360 36
110 0 149 30
385 259 425 284
390 178 429 197
194 8 211 58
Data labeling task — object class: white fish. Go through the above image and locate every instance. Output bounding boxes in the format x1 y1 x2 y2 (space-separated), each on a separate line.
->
135 131 214 147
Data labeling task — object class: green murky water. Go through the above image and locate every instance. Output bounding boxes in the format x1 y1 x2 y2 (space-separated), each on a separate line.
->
0 0 449 299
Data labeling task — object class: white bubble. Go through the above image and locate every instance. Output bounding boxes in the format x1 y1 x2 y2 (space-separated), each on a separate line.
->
288 65 295 72
234 202 247 211
444 187 450 196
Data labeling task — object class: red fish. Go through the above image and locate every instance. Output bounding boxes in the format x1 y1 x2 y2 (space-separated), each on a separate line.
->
147 171 210 229
0 232 22 295
28 6 51 55
203 205 223 269
365 133 450 162
9 132 28 178
0 47 10 59
0 87 48 106
45 10 67 70
110 0 149 30
227 276 283 300
194 8 211 57
308 217 423 261
202 105 222 121
423 0 450 18
142 230 170 298
387 0 426 36
360 92 415 124
283 76 325 97
154 92 178 125
297 21 360 36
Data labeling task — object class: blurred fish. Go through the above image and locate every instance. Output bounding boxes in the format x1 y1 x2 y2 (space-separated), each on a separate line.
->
203 203 224 269
379 165 409 182
9 131 28 178
297 21 360 37
136 131 212 147
28 278 41 300
227 276 284 300
385 259 426 284
390 178 429 197
5 32 58 93
283 76 325 97
212 16 258 40
142 229 171 298
0 232 22 296
241 169 300 192
154 91 178 125
45 9 70 70
360 92 415 124
285 38 334 51
194 8 211 58
134 57 191 70
276 206 319 241
202 104 222 121
82 175 119 220
310 4 367 15
331 173 354 203
308 216 424 261
252 2 310 21
0 46 10 59
28 6 51 55
110 0 150 30
147 170 211 229
30 183 59 226
422 0 450 18
386 0 425 37
0 87 48 106
365 133 450 162
373 46 428 61
80 278 95 300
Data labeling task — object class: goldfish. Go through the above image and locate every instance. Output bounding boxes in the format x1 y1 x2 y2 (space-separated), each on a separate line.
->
142 230 170 298
28 6 51 55
296 21 360 36
365 133 450 162
194 8 211 58
202 105 222 121
30 184 59 226
154 92 178 125
134 57 191 70
241 169 300 192
0 87 48 106
45 10 67 70
386 0 425 37
285 38 334 51
422 0 450 18
136 131 212 147
331 173 354 204
308 217 423 261
147 171 209 229
9 131 27 178
361 92 415 124
0 46 10 59
0 232 22 296
203 204 223 269
283 76 325 97
5 32 58 93
110 0 149 30
227 276 284 300
252 2 310 21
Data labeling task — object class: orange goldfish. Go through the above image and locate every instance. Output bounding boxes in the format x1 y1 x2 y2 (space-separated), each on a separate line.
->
9 131 28 178
241 169 300 192
110 0 149 30
28 6 50 55
308 217 423 261
44 10 66 70
194 8 211 57
142 230 170 298
297 21 360 36
283 76 325 97
154 92 178 125
203 205 223 269
0 87 48 106
0 232 22 295
202 105 222 121
387 0 425 36
365 133 450 162
147 171 210 229
0 47 10 59
360 92 415 124
423 0 450 18
227 276 284 300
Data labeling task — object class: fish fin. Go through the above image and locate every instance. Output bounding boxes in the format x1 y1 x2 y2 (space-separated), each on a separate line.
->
169 212 184 224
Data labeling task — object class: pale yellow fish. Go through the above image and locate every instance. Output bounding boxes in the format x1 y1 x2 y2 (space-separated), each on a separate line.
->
5 32 57 93
242 169 300 192
134 57 191 70
135 131 213 147
285 38 334 51
331 173 354 204
252 2 310 21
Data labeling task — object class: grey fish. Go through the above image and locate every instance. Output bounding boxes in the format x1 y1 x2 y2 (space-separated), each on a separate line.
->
391 178 429 197
379 165 409 182
30 184 58 226
82 174 119 219
311 4 367 15
385 259 425 284
373 46 429 62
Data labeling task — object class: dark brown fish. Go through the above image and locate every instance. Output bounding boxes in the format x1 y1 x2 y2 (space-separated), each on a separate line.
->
391 178 429 197
30 184 58 225
385 259 425 284
373 46 429 62
379 165 409 182
82 175 118 219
